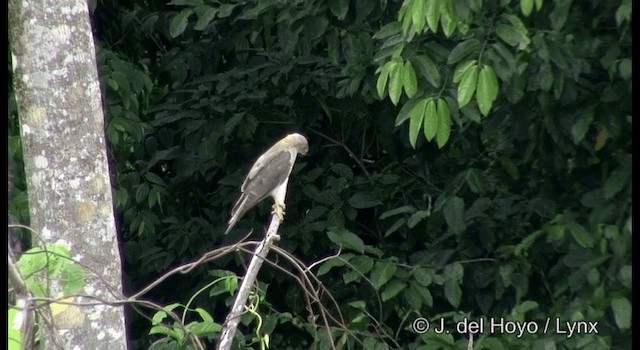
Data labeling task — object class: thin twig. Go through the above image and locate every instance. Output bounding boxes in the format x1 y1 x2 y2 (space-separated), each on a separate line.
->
308 128 372 180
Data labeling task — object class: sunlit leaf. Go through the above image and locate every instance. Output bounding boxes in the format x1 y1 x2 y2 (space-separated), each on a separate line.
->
520 0 534 16
376 62 392 98
388 60 404 105
423 98 437 141
425 0 441 32
453 59 477 83
436 98 451 148
402 60 418 98
457 63 478 108
476 64 499 116
409 98 428 147
411 0 427 33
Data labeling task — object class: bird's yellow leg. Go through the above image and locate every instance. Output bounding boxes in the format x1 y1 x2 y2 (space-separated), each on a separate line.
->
272 201 286 221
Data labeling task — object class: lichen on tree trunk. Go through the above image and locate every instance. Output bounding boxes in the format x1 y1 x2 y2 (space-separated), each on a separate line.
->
9 0 127 348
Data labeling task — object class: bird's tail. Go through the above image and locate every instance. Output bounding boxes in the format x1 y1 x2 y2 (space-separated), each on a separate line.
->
225 193 251 234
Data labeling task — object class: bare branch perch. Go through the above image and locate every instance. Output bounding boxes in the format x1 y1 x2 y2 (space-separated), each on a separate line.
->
216 213 283 350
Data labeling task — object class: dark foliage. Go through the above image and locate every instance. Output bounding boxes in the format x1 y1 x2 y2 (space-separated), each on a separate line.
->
10 0 631 348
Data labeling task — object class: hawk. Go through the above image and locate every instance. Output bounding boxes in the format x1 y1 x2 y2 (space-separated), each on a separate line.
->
225 133 309 234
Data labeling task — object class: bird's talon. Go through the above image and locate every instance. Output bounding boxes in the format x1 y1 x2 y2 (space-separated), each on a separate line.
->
272 203 286 221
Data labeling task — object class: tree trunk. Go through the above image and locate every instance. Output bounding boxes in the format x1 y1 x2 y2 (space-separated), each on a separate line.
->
9 0 127 348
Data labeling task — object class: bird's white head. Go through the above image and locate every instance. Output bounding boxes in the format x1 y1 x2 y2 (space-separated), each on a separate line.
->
288 133 309 155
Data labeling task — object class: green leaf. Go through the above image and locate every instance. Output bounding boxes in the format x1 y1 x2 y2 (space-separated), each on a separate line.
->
520 0 534 16
515 300 539 315
618 58 631 80
611 297 631 329
136 183 149 204
499 265 514 287
9 308 21 349
444 196 465 234
61 264 85 295
412 55 441 88
444 262 464 281
380 205 417 219
370 261 398 290
619 265 631 289
195 308 214 323
482 338 506 350
348 192 382 209
327 227 365 253
410 0 427 33
457 63 478 108
549 0 572 30
400 6 414 39
567 222 594 248
514 230 544 257
498 15 531 50
413 267 433 286
351 256 375 275
616 0 631 26
328 0 349 20
403 60 418 98
453 59 478 83
425 0 441 32
571 108 595 144
447 39 481 65
444 278 462 308
152 303 182 324
388 60 403 105
500 157 520 180
440 0 457 37
419 98 436 141
107 78 119 91
347 300 366 310
384 218 406 237
395 97 421 126
404 287 422 310
466 168 487 194
381 280 406 301
476 64 499 116
373 22 401 39
407 210 428 228
145 172 166 186
170 9 193 38
217 4 237 18
376 62 392 98
188 321 222 336
603 168 631 199
436 98 451 148
409 98 428 148
495 24 521 47
317 255 351 276
415 283 433 307
194 6 218 31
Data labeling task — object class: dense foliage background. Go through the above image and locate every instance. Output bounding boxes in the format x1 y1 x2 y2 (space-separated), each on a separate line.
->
9 0 631 348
